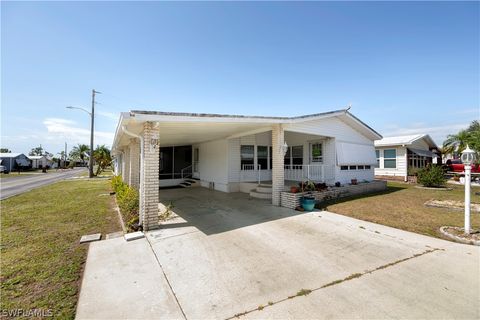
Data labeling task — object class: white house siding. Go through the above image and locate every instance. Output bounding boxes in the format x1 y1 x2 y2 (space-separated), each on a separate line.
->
285 116 375 184
197 139 230 192
374 146 407 180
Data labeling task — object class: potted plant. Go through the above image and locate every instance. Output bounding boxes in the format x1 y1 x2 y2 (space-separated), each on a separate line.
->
300 180 316 211
351 178 358 185
335 181 341 187
290 185 299 193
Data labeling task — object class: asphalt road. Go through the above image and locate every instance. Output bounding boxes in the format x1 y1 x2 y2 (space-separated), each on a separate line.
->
0 168 87 200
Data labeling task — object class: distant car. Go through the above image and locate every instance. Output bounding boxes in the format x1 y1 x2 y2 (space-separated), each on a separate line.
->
0 165 8 174
445 159 480 173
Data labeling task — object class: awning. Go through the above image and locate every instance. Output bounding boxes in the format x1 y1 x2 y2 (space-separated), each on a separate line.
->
336 142 377 165
408 148 435 158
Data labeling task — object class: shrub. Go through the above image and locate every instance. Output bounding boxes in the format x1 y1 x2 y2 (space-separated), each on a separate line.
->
111 175 139 231
417 165 447 187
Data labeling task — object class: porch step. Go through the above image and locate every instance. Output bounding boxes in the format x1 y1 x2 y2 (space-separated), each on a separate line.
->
256 185 272 193
249 190 272 200
179 179 200 188
249 184 272 200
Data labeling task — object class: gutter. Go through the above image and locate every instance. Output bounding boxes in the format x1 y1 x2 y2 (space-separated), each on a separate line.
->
121 125 144 227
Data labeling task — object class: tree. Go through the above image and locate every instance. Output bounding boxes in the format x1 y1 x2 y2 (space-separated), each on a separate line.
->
93 145 111 175
0 148 11 153
69 144 90 166
29 145 44 156
443 120 480 158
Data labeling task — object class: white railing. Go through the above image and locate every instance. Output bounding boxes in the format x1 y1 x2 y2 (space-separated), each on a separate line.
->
241 164 261 184
180 165 193 179
284 164 325 182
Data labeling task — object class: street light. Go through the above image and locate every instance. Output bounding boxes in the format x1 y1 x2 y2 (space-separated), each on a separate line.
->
461 145 476 235
66 89 100 178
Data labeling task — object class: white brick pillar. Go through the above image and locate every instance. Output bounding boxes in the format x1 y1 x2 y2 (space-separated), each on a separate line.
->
123 147 130 184
140 122 160 231
129 138 140 190
271 124 285 206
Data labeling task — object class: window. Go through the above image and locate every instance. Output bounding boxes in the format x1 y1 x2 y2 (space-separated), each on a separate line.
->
349 165 357 170
365 165 371 169
341 166 348 170
383 149 396 168
311 143 323 163
240 145 254 169
358 165 364 170
284 146 291 166
257 146 268 169
292 146 303 165
375 150 380 168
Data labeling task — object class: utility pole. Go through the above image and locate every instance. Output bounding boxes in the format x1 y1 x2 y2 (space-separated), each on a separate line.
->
89 89 101 178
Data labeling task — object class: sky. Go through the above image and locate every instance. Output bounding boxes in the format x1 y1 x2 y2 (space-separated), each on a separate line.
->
2 1 479 155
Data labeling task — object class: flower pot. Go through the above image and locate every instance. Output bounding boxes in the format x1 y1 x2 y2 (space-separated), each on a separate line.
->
290 186 299 193
351 179 358 185
301 197 316 211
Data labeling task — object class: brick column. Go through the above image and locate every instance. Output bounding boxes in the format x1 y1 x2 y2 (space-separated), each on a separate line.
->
140 122 160 230
129 138 140 190
123 147 130 184
271 124 285 206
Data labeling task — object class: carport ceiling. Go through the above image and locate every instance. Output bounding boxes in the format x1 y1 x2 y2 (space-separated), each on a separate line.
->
121 120 273 147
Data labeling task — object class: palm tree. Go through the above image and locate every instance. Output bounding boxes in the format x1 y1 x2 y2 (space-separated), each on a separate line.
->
69 144 90 167
93 145 111 175
442 129 471 157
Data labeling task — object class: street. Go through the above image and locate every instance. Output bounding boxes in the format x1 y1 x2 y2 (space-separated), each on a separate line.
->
0 168 87 200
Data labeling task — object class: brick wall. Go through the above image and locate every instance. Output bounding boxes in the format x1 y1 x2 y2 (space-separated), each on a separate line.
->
280 180 387 209
140 122 160 230
271 125 285 206
129 138 140 189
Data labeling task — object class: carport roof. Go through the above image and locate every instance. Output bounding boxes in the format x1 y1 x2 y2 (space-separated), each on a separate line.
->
112 109 382 152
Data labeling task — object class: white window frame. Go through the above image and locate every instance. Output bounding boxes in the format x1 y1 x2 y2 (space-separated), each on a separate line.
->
310 142 323 164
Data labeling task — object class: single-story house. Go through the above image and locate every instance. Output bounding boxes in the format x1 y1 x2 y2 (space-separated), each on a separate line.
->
374 134 440 181
28 155 50 169
112 109 382 230
0 153 31 172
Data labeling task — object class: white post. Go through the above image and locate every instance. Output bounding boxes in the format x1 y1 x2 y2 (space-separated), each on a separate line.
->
464 165 471 234
307 165 310 180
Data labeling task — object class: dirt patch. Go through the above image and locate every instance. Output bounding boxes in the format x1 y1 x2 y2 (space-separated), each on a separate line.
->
425 200 480 212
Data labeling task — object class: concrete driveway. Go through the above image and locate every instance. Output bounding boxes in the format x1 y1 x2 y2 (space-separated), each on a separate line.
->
78 187 479 319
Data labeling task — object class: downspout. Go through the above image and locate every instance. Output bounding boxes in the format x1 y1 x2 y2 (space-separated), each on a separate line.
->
122 126 144 227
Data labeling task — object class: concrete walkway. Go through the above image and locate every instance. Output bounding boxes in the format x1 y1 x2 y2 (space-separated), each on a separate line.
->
77 188 480 319
76 237 185 320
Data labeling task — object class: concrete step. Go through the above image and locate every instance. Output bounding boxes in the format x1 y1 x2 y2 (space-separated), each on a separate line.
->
255 185 272 193
179 182 191 188
249 190 272 200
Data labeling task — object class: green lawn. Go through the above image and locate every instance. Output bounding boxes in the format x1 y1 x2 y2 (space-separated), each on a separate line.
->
1 179 121 319
324 182 480 239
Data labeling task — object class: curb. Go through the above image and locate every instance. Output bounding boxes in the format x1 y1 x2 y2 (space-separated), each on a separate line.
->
439 226 480 246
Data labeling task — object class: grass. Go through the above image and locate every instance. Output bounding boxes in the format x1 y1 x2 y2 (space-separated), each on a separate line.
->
0 179 121 319
323 182 480 239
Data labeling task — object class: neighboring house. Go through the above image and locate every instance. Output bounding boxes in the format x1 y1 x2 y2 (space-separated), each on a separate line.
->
374 134 440 181
0 153 31 172
28 155 50 169
112 109 382 230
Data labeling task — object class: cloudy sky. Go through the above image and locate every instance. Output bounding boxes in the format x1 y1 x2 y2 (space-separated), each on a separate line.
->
2 1 479 155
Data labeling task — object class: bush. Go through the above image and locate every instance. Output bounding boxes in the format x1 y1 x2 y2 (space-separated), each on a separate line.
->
417 165 447 187
111 175 139 231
